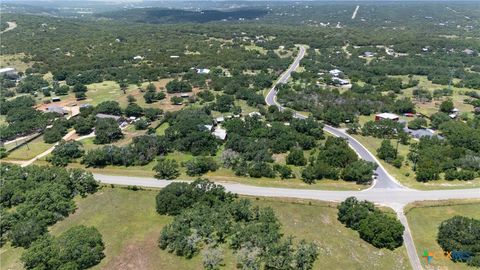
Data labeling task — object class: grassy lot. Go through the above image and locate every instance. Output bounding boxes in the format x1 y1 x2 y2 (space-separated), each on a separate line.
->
2 136 54 161
406 200 480 270
391 75 477 118
0 188 410 270
155 122 169 136
84 79 172 108
352 134 480 190
244 44 267 54
0 53 31 72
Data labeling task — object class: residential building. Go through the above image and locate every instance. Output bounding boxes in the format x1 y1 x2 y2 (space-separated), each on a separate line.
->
375 113 399 121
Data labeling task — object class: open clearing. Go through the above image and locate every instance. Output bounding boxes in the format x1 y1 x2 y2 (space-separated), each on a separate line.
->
391 75 478 118
0 53 31 72
0 188 410 270
406 200 480 270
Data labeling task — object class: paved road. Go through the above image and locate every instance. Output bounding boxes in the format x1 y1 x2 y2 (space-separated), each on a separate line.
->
265 45 403 190
265 45 306 106
94 174 480 211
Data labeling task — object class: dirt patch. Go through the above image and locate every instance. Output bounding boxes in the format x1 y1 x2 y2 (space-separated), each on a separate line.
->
104 230 161 270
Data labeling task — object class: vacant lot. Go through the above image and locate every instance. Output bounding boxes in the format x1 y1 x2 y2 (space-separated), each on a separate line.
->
406 200 480 270
391 75 477 118
1 188 410 270
0 53 31 72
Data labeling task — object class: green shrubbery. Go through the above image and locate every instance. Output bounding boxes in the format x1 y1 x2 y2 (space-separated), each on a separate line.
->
337 197 404 250
437 216 480 267
156 179 318 269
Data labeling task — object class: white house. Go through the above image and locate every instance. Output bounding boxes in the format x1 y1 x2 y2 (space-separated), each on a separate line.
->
0 67 18 78
212 127 227 140
196 68 210 74
375 113 399 121
329 69 342 77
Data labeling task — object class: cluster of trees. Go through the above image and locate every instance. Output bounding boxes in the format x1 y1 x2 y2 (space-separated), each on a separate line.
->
437 216 480 267
156 179 318 269
302 137 377 184
277 85 414 127
48 140 84 166
164 108 219 156
361 120 406 139
143 83 166 103
221 114 323 177
337 197 404 250
408 119 480 182
0 164 98 248
377 140 404 168
83 135 170 167
21 225 105 270
166 79 192 93
0 96 57 141
94 118 123 144
43 118 70 143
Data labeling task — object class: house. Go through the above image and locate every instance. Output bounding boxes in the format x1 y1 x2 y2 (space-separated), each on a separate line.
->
463 49 475 55
332 77 349 85
196 68 210 74
403 126 442 139
46 105 67 115
0 67 18 78
362 51 375 57
212 127 227 140
96 113 123 122
203 124 214 132
329 69 342 77
215 116 225 123
375 113 399 121
248 112 262 117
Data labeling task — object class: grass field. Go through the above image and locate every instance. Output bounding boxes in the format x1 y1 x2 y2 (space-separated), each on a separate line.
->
391 75 478 118
85 79 173 108
406 200 480 270
155 122 170 136
352 134 480 190
2 136 54 161
0 53 31 72
0 188 411 270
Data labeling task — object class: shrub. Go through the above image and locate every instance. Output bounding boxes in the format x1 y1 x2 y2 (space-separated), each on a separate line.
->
184 157 219 176
153 158 180 180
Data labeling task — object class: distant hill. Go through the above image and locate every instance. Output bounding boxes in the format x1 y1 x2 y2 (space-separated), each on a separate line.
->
97 8 269 24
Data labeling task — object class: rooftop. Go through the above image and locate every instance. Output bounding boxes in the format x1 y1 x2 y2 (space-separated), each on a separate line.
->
376 112 399 119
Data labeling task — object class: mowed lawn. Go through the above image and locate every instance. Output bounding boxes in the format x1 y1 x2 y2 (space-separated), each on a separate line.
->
406 200 480 270
3 136 54 161
1 188 411 270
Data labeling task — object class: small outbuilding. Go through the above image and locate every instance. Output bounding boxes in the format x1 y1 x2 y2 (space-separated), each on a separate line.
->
375 113 399 121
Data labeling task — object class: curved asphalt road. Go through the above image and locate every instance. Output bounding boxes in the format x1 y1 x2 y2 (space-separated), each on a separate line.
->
265 45 403 190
